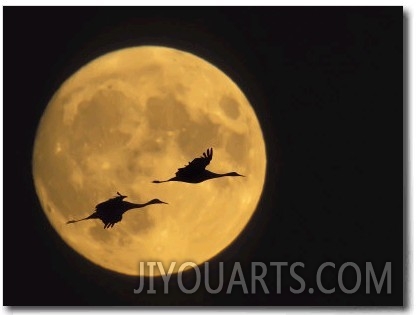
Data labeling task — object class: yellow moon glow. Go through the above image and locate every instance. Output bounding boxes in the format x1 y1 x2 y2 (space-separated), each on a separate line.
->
32 46 266 276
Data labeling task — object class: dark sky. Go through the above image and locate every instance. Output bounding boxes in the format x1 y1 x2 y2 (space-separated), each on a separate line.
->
4 6 403 306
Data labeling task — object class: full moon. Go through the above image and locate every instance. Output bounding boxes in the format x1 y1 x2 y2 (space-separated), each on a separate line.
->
32 46 266 276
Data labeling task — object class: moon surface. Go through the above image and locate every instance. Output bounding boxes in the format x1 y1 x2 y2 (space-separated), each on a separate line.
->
32 46 266 276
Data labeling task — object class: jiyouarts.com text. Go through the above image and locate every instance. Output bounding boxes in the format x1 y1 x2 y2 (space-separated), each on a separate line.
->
133 261 391 295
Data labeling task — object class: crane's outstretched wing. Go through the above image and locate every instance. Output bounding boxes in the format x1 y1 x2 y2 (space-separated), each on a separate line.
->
175 148 213 177
95 192 126 213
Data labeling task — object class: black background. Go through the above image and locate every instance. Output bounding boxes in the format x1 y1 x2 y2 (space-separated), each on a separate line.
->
4 7 403 306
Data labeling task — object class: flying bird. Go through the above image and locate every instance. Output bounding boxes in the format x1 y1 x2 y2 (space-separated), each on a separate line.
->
66 192 167 229
153 148 244 184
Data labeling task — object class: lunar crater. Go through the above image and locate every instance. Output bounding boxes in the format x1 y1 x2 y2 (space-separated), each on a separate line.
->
220 95 241 120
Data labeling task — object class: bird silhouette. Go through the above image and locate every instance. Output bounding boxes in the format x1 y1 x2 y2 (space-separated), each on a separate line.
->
153 148 244 184
66 192 167 229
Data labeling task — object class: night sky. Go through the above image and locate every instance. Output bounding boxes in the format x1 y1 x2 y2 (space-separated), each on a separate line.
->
4 6 403 306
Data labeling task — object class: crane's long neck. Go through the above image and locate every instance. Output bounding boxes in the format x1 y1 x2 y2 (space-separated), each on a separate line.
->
122 201 153 213
207 171 239 178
